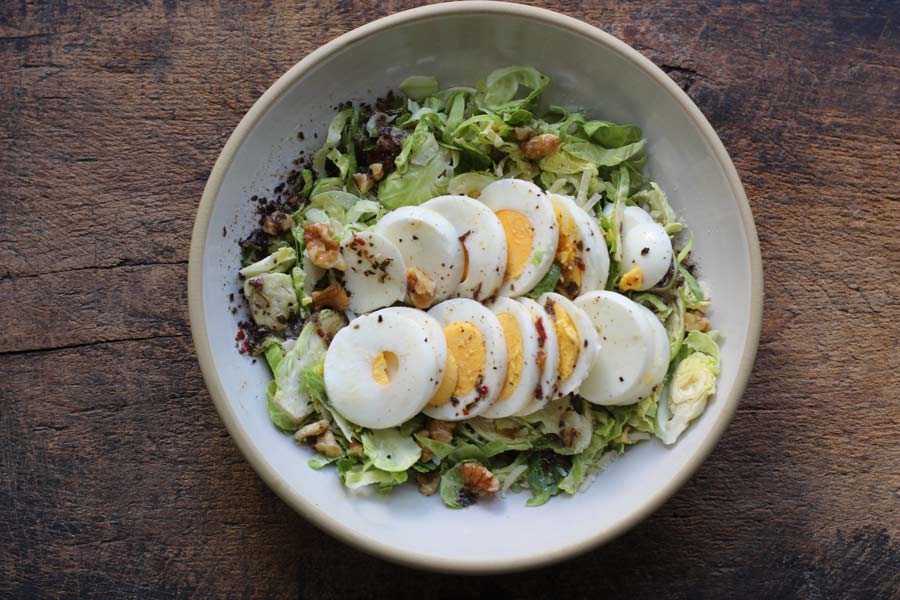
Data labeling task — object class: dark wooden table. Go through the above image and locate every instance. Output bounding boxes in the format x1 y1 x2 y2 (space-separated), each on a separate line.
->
3 1 899 597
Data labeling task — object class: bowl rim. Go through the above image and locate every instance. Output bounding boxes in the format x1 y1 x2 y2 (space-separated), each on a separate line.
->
188 0 763 574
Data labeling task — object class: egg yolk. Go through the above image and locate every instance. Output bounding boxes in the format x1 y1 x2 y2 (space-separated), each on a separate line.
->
496 210 534 281
428 348 459 408
444 321 486 396
551 304 580 382
619 266 644 291
553 205 583 295
496 313 523 401
371 351 399 385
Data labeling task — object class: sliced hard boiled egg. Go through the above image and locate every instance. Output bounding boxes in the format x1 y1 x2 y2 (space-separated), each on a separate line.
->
513 297 560 416
479 179 559 297
421 195 507 301
620 221 673 291
424 299 508 421
574 291 657 406
374 206 464 306
628 304 671 403
324 311 440 428
376 306 448 400
538 292 600 398
481 296 542 418
339 231 406 313
550 193 609 296
602 203 654 233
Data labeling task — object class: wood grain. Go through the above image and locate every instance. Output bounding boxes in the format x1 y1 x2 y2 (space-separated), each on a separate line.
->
2 1 899 598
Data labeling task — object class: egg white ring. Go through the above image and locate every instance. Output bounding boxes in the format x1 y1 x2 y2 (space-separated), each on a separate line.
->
550 194 610 293
573 291 656 406
373 205 465 304
513 297 560 416
324 312 439 429
424 298 508 421
479 179 559 297
481 296 543 418
538 292 601 399
621 221 674 291
340 231 407 314
375 306 447 396
421 195 507 301
624 303 671 404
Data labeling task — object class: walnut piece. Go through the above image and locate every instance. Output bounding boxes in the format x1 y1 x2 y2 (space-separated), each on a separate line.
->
369 162 384 181
521 133 561 160
416 472 441 496
685 310 711 332
415 429 433 463
294 419 329 441
347 441 364 458
460 463 499 495
426 419 455 444
514 126 534 141
262 211 294 236
312 281 350 311
353 172 373 194
407 267 436 309
303 222 346 270
314 430 343 458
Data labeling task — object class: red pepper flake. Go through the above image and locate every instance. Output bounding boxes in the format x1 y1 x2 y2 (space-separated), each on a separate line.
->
239 341 250 354
535 317 547 344
236 329 246 341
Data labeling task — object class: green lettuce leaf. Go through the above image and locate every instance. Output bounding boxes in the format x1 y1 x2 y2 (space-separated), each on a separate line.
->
239 247 297 278
361 428 422 472
525 452 569 507
399 75 439 101
563 139 646 167
378 121 450 208
313 109 353 178
338 460 408 491
526 263 562 299
656 331 721 444
242 272 298 332
447 171 497 197
475 66 549 117
582 121 643 148
439 462 472 509
266 380 299 433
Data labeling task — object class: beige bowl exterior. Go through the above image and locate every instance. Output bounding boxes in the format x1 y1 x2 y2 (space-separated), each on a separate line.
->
188 1 763 573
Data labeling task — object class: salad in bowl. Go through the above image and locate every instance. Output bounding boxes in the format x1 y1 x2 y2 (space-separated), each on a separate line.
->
234 66 720 509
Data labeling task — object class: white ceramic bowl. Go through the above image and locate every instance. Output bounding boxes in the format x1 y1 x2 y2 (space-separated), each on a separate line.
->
189 1 762 573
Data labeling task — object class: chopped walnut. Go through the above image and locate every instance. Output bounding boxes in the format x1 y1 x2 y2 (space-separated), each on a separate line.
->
353 172 373 194
314 430 343 458
415 429 433 463
521 133 561 160
347 440 364 458
416 472 441 496
303 222 346 270
407 267 436 309
369 162 385 181
312 281 349 311
294 419 329 441
262 211 294 236
460 463 499 495
426 419 455 444
685 310 711 332
514 126 533 141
